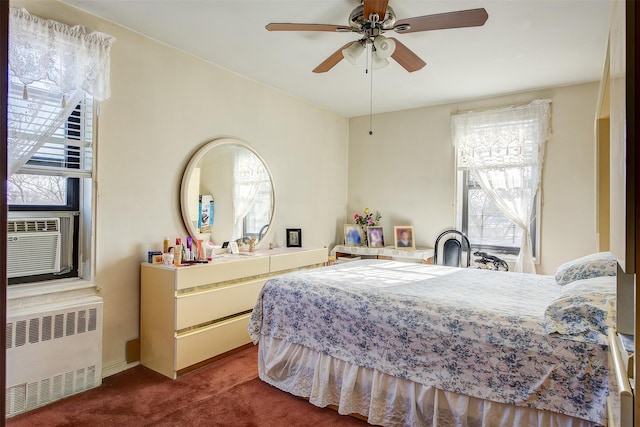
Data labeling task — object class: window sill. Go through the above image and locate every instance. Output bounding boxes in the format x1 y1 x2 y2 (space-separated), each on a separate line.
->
8 278 98 312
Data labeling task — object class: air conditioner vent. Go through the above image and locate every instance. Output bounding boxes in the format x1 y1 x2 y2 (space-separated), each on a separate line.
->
7 219 60 233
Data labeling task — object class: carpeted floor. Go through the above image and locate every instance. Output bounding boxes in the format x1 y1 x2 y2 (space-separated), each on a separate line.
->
7 345 368 426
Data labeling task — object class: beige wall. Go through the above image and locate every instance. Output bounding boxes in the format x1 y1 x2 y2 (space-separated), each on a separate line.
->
14 0 349 375
349 82 600 275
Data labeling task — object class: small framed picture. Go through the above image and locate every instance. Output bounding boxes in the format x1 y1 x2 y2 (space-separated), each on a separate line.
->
394 226 415 250
367 226 385 248
344 224 364 246
286 228 302 247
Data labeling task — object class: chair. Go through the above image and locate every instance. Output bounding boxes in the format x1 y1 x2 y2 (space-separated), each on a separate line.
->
258 224 270 241
434 230 471 268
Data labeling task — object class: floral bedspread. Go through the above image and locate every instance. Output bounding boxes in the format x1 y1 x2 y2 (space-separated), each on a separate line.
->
248 260 608 425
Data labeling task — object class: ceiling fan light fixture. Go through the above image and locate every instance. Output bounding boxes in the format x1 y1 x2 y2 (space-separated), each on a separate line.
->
372 53 390 70
373 35 396 59
342 42 365 65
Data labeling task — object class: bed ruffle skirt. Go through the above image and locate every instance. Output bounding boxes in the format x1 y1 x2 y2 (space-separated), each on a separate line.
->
258 336 598 427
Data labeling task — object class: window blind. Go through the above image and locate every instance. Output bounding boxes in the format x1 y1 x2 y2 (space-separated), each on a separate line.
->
8 76 94 178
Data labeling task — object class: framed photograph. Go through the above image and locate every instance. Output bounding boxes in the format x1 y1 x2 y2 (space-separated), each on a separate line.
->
367 226 385 248
286 228 302 247
344 224 364 246
394 226 415 250
198 194 214 233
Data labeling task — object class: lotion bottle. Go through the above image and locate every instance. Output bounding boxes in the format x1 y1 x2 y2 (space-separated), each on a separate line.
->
174 238 183 266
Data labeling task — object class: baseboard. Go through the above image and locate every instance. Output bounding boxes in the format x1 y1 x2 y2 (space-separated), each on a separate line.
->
102 359 140 379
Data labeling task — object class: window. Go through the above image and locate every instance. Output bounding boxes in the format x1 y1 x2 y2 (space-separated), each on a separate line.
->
242 179 272 239
233 151 272 241
452 100 551 273
7 7 114 285
460 170 538 256
7 78 94 284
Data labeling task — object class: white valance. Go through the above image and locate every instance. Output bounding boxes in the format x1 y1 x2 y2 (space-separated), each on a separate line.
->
9 7 115 101
452 99 551 170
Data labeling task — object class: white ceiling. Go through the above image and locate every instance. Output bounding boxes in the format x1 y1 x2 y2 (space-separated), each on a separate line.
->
59 0 612 118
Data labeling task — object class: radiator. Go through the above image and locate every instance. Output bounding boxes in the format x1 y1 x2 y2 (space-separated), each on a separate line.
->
6 296 103 417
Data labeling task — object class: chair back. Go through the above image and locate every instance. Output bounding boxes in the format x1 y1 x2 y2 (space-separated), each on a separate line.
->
434 230 471 268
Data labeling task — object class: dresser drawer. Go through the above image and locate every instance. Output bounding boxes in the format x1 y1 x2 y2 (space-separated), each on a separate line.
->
175 256 269 290
269 247 327 273
175 313 252 371
175 278 266 330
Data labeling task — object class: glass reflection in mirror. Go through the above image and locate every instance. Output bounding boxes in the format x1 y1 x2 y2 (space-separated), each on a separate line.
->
181 139 274 246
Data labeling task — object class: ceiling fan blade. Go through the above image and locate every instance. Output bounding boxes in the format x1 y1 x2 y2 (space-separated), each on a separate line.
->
363 0 389 20
394 8 488 34
266 23 351 32
388 38 426 72
313 42 355 73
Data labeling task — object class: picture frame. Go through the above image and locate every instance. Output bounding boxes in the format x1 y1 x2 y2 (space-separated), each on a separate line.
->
367 226 385 248
344 224 364 246
198 194 214 233
394 226 416 250
286 228 302 247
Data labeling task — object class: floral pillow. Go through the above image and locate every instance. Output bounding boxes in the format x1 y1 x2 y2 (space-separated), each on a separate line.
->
554 251 617 286
544 276 616 345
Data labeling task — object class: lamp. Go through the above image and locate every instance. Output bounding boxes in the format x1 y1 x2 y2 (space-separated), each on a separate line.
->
342 42 365 65
373 35 396 59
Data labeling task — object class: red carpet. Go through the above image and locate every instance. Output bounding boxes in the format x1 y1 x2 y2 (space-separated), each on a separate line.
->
7 345 368 426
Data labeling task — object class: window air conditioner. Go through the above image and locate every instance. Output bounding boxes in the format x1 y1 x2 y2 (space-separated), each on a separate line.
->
7 218 61 278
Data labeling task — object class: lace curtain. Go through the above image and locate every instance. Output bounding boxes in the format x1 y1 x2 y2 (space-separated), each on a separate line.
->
452 99 551 273
8 7 115 176
232 152 269 241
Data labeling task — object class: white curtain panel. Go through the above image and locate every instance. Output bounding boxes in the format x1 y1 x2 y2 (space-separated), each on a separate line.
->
452 99 551 273
8 7 114 176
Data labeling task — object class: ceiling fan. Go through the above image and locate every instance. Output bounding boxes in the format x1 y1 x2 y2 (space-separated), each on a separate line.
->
266 0 488 73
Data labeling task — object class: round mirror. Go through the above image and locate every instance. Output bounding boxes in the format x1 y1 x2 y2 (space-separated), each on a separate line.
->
180 138 275 246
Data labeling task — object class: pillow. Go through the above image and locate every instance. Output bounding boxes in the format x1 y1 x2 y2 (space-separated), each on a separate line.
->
544 276 616 345
554 251 617 286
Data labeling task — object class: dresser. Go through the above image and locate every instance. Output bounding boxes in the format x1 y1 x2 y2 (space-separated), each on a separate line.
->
140 247 327 378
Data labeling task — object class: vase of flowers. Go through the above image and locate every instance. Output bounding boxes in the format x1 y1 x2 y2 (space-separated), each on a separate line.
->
354 208 382 246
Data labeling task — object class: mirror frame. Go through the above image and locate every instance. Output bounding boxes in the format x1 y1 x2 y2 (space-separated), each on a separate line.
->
180 138 276 246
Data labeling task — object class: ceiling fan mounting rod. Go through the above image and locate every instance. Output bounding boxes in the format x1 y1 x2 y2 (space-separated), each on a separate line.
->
349 4 396 33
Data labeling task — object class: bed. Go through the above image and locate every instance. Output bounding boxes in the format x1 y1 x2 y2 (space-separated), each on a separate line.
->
248 256 617 427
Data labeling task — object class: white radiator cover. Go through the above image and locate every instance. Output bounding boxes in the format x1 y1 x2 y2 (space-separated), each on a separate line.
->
6 296 103 417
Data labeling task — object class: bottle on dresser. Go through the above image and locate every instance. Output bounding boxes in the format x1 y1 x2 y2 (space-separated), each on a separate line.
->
174 238 183 266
